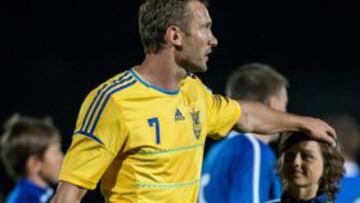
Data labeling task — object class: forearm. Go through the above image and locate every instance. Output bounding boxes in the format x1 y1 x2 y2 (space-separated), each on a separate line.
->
235 100 336 145
51 181 87 203
235 100 305 134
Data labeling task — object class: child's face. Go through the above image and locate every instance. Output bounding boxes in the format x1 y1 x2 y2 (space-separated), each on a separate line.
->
282 140 324 189
40 140 63 184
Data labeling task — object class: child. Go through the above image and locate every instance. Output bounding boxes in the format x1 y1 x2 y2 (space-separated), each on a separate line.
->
267 132 345 203
1 114 63 203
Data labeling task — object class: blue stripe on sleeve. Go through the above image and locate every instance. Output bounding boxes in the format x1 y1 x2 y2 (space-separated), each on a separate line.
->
82 75 133 132
89 80 137 134
80 71 130 132
80 83 108 132
74 131 104 145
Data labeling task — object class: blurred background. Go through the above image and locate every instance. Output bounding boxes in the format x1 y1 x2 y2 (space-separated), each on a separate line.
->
1 0 359 202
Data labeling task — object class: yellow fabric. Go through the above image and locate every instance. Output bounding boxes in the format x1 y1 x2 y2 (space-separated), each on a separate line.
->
59 69 241 202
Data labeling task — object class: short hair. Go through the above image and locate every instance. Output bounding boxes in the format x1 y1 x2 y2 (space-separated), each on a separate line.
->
278 132 345 201
0 114 60 179
138 0 206 54
226 63 288 102
323 113 360 160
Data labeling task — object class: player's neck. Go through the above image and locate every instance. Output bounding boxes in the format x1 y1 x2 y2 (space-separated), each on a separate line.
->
287 183 319 201
136 51 187 91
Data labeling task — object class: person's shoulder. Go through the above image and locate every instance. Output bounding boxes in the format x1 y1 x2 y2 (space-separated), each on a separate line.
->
219 132 253 154
186 72 198 80
219 132 256 151
241 134 275 156
207 132 246 155
6 182 31 203
182 73 202 85
184 73 217 90
88 69 138 101
241 133 263 149
180 73 213 99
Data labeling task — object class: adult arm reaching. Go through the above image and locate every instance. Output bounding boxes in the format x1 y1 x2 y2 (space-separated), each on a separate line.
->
236 100 336 146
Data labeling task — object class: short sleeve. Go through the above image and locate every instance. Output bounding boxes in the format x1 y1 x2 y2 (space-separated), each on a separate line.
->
59 89 128 189
204 87 241 139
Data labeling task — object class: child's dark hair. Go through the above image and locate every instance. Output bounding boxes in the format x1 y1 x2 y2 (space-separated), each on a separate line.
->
1 114 60 179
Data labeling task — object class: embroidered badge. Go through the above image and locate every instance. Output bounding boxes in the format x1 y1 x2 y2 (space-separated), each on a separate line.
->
190 109 201 139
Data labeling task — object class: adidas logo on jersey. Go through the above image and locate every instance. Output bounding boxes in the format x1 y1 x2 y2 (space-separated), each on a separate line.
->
175 109 185 121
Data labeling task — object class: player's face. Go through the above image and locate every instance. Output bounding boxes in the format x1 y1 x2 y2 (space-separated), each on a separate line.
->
39 140 64 184
282 140 324 190
178 1 218 72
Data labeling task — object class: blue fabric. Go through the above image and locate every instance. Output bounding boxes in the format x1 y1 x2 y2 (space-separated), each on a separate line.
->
335 176 360 203
6 179 53 203
279 192 329 203
200 132 281 203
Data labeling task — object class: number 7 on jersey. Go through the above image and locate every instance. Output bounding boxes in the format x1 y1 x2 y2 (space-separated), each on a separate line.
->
148 117 160 144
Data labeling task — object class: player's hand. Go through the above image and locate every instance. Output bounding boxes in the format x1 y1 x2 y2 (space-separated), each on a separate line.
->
300 117 337 146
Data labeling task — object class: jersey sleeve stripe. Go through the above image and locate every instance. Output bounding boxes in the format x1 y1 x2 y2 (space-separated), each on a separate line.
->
74 130 105 145
89 79 137 134
81 74 133 133
80 83 108 132
80 71 130 132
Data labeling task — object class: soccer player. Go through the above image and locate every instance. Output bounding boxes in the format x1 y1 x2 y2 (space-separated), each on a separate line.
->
51 0 336 202
200 63 287 203
1 114 64 203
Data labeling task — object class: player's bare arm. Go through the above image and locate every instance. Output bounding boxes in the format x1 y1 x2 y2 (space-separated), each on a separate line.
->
51 181 87 203
236 100 336 146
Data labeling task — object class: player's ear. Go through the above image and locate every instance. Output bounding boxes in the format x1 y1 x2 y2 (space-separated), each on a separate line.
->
265 96 278 110
26 155 42 174
164 25 183 47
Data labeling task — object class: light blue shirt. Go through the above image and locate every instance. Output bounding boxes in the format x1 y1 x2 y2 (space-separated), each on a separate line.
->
200 131 281 203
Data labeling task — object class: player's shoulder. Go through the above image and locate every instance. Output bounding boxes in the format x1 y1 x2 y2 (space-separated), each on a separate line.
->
186 72 198 79
6 181 34 202
182 72 203 86
180 73 215 99
236 133 261 148
242 134 276 157
88 69 138 100
218 132 251 153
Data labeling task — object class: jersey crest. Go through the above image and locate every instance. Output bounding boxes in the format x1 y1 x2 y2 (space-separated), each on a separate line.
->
190 109 201 139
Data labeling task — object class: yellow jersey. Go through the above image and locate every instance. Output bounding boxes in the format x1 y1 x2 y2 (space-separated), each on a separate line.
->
59 68 241 203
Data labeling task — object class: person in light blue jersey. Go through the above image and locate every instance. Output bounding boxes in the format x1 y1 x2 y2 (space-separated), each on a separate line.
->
200 63 288 203
1 114 63 203
324 113 360 203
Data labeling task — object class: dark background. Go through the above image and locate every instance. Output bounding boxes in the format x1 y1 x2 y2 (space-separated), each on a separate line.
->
1 0 359 202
